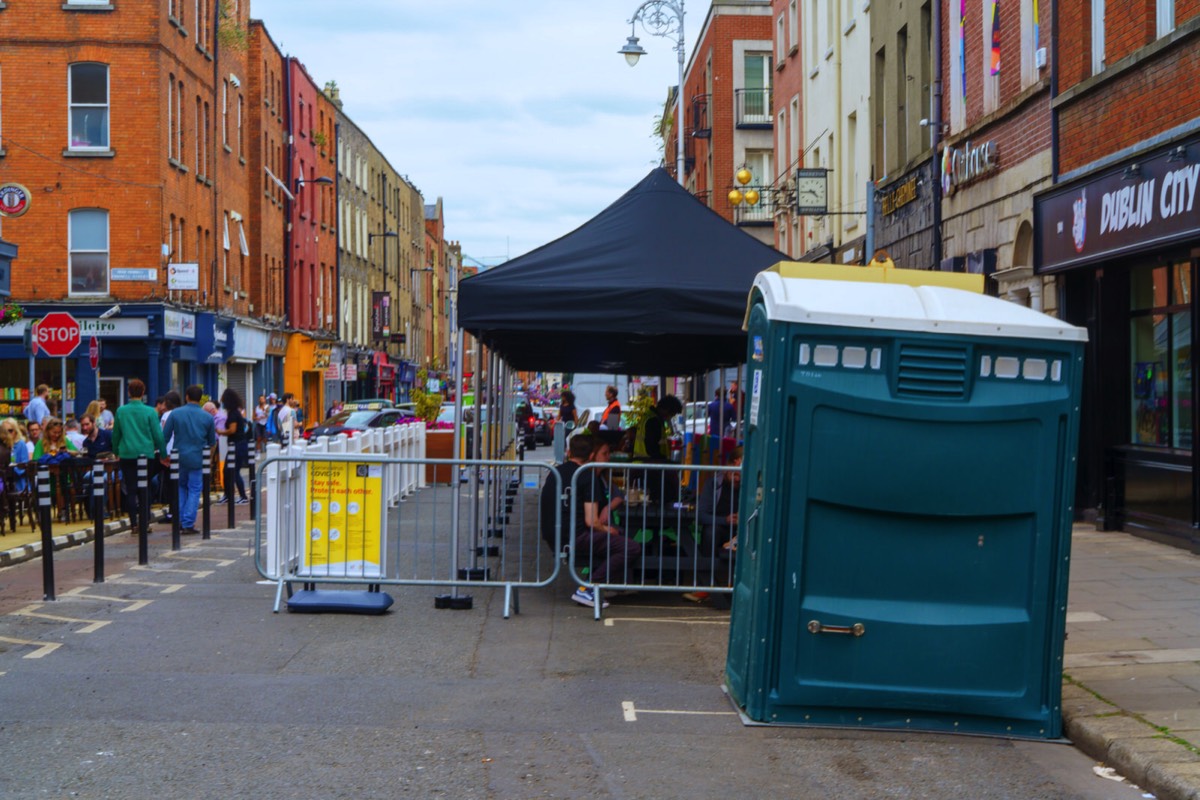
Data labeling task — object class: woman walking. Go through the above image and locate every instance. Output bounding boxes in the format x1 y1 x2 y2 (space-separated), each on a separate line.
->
216 388 250 504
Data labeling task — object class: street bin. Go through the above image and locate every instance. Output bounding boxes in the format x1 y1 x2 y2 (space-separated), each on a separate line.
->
725 261 1087 738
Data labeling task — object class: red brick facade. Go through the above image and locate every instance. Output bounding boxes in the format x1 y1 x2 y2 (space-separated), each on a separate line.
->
247 21 286 322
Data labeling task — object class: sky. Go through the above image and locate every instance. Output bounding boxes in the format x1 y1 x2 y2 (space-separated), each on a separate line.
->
249 0 707 267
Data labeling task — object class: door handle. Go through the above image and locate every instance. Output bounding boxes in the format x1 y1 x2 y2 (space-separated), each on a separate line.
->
807 620 866 637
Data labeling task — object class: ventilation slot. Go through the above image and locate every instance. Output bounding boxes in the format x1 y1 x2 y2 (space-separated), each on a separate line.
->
896 344 968 399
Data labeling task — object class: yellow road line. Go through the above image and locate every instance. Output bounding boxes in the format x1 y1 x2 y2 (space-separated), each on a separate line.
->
12 606 112 634
0 636 61 659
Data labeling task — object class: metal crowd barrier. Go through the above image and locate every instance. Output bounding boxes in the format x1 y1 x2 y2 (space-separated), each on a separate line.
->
568 462 740 619
255 428 559 618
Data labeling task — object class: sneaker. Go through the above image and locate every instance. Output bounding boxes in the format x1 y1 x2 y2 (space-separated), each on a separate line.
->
181 526 200 535
571 587 610 609
214 496 228 504
682 591 711 603
235 497 249 505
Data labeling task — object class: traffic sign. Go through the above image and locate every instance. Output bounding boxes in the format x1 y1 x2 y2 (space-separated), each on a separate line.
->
36 312 81 357
88 336 100 370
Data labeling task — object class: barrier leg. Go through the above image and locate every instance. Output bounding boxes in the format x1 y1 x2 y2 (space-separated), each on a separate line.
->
248 449 257 519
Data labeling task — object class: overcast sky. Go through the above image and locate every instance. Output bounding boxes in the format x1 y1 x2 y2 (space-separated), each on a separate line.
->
249 0 707 267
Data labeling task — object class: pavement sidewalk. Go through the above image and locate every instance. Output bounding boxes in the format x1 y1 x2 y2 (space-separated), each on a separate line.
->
2 509 1199 799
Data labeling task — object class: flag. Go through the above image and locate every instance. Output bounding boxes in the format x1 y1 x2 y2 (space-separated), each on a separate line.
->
990 1 1001 75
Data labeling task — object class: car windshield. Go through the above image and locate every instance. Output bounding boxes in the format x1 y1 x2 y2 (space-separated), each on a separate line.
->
327 410 377 428
437 406 456 424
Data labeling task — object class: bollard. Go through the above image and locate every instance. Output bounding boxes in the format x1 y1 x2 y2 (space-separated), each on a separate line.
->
226 448 236 529
170 450 181 549
37 465 55 601
248 448 257 519
92 463 105 583
137 457 149 565
201 449 211 540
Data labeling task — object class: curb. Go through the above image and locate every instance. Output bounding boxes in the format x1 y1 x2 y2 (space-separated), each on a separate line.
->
0 511 171 569
1062 680 1200 800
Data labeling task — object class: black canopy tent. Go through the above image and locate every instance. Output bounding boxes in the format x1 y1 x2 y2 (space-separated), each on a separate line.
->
457 168 787 375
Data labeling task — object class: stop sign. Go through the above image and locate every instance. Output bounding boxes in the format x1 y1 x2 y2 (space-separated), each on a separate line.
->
88 336 100 370
36 312 82 357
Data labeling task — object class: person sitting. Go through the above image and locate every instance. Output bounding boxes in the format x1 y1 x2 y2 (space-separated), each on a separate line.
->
539 435 592 556
64 418 86 451
33 417 79 461
685 446 743 604
570 438 642 609
632 394 684 505
78 413 113 459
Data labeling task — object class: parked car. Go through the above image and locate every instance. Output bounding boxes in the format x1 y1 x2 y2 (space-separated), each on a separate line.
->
303 402 416 440
514 401 536 449
532 406 555 445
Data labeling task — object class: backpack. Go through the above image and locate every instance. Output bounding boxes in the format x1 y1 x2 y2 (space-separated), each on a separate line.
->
266 406 279 439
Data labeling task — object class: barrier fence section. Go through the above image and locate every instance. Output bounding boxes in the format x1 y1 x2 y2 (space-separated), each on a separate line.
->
256 427 561 617
568 462 740 619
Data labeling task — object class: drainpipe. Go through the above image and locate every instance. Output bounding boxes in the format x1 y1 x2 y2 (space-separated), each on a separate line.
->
283 57 293 330
931 0 944 270
1050 0 1059 182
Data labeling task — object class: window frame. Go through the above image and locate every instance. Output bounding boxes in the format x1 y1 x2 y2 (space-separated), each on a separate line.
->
68 63 110 152
68 208 110 297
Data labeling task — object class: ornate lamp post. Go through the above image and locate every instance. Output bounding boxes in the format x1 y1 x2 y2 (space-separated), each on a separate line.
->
618 0 686 186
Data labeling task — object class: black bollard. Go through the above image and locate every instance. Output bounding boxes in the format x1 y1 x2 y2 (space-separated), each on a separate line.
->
92 463 105 583
201 449 211 540
248 448 257 519
170 450 181 549
37 466 55 601
225 449 236 529
137 457 149 565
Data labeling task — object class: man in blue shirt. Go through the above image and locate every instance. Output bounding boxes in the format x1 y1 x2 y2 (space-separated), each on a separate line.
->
707 389 736 437
24 384 51 427
163 384 217 534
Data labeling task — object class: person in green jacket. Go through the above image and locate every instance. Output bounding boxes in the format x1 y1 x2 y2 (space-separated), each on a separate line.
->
111 378 166 531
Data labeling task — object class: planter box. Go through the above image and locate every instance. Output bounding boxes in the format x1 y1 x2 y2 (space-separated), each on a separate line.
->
425 430 455 484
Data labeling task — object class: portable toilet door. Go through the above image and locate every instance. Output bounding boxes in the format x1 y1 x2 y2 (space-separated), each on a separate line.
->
725 266 1087 738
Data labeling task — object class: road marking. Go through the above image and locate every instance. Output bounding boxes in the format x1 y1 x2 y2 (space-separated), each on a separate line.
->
162 552 236 566
1066 611 1109 623
1065 647 1200 668
105 578 186 594
12 606 112 634
60 588 153 613
604 616 731 627
0 636 61 659
130 565 214 579
621 700 737 722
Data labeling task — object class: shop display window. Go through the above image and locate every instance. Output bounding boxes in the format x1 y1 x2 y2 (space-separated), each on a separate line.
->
1130 262 1193 449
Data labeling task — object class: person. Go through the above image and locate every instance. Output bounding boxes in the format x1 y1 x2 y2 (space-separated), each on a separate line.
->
78 413 113 459
1 417 31 492
570 438 642 608
207 401 226 496
327 399 343 419
98 398 115 430
558 390 577 430
163 385 217 535
254 395 270 451
277 393 296 445
84 400 104 426
215 388 250 505
599 385 622 431
23 384 51 427
158 390 183 504
293 397 305 432
632 394 684 505
64 418 86 450
684 446 743 603
707 388 737 437
32 417 78 460
25 420 42 448
539 434 592 555
112 379 166 532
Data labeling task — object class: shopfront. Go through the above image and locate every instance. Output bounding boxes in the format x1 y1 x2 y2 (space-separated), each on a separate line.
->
264 330 288 397
284 333 328 430
873 160 937 269
1035 135 1200 549
231 321 270 406
373 351 395 402
195 313 233 400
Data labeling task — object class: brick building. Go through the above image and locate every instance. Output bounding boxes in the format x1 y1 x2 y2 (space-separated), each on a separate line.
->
768 0 805 258
1034 4 1200 544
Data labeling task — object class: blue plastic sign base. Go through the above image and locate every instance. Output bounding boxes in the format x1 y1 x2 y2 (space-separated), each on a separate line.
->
286 589 394 615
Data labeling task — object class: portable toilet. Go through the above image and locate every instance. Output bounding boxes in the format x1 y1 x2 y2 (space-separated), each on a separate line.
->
725 261 1087 738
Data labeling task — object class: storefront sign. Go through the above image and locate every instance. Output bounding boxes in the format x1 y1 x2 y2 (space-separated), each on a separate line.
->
111 268 158 281
1036 140 1200 273
232 322 269 361
371 292 391 339
164 309 196 340
343 363 359 381
941 140 999 195
167 262 200 290
1 317 148 339
266 331 289 356
324 365 342 381
881 175 919 215
314 342 332 369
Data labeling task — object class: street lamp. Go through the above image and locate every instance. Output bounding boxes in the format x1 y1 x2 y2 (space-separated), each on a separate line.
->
369 229 399 343
619 0 686 186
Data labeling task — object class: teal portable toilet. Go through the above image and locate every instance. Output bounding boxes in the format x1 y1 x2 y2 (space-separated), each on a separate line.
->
725 261 1087 738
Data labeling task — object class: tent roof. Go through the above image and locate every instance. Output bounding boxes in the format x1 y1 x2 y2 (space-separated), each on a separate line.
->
457 168 787 374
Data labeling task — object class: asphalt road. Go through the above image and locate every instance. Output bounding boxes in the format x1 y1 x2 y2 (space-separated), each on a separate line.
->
0 461 1155 799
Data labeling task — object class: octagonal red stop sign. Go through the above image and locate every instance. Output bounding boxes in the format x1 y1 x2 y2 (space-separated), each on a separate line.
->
36 312 82 357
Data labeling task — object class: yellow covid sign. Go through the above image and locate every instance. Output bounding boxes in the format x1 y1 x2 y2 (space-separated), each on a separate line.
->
302 461 384 577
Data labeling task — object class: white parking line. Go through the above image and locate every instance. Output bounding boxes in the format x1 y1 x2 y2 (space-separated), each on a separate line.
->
1066 611 1110 623
0 636 61 659
621 700 737 722
11 606 112 634
604 616 731 627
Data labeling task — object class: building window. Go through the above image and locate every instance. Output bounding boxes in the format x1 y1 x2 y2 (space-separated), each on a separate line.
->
1130 262 1193 449
1157 0 1175 38
68 63 109 150
176 80 184 164
202 100 210 176
949 0 965 130
788 0 799 52
1091 0 1105 75
221 79 229 146
982 0 999 113
194 95 201 171
237 93 244 159
222 211 230 285
69 209 109 295
776 13 786 61
65 0 110 5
